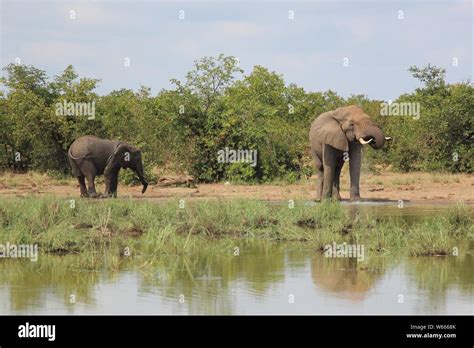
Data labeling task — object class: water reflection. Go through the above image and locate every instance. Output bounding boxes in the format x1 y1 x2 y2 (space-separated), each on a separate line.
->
345 202 462 224
405 251 474 313
0 242 472 314
310 256 387 302
1 204 472 314
0 257 101 313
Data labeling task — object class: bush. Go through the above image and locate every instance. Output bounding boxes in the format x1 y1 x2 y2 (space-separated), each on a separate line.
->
1 60 471 183
225 162 256 183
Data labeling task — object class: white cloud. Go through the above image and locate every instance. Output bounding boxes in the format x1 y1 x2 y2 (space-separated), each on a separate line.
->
336 18 374 43
21 42 97 64
209 20 266 38
56 2 120 26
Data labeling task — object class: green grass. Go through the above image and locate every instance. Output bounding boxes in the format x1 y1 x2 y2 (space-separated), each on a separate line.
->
391 176 420 186
0 197 472 270
0 173 23 187
430 173 461 184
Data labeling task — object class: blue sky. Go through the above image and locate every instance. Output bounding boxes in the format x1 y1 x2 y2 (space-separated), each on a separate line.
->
1 0 472 100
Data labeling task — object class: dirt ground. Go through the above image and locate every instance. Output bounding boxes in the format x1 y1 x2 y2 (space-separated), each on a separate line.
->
0 171 472 204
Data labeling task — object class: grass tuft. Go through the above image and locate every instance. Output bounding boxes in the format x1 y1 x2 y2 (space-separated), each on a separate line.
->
0 197 471 269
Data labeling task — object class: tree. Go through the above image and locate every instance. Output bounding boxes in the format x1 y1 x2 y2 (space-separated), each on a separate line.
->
408 64 447 92
0 64 100 173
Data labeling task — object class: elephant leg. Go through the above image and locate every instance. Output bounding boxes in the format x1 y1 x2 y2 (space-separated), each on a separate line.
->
77 176 88 197
322 165 335 199
104 174 111 195
313 153 324 201
110 173 118 196
316 169 324 201
81 161 98 198
86 175 98 198
105 170 119 198
349 143 362 201
322 144 337 200
333 163 343 200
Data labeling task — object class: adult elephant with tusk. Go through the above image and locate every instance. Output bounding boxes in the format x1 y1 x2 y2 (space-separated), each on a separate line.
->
68 135 148 198
309 105 391 202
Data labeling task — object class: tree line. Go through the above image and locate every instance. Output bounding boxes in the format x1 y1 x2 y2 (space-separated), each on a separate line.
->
0 54 472 183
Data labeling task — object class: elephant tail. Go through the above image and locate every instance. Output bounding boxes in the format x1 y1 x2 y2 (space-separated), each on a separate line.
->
68 147 86 160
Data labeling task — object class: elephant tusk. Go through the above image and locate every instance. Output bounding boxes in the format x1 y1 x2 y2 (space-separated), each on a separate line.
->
358 138 373 145
385 137 392 141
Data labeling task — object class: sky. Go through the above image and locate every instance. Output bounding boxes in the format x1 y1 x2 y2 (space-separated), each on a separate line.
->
1 0 472 100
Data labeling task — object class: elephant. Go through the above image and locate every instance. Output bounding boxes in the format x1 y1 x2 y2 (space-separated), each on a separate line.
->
309 105 390 202
311 255 381 302
68 135 148 198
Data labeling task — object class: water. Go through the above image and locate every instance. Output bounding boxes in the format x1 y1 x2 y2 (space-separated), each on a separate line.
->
0 203 472 315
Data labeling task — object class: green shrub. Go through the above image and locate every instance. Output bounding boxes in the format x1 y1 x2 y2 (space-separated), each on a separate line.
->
1 60 471 182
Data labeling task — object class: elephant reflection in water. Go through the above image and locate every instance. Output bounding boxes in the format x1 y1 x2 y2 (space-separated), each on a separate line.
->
311 255 383 302
311 204 383 301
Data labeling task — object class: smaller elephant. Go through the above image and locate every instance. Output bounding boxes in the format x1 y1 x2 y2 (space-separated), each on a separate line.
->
68 135 148 198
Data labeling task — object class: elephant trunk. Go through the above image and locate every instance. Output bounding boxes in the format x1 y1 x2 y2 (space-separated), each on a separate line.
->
139 174 148 194
134 162 148 194
360 123 385 150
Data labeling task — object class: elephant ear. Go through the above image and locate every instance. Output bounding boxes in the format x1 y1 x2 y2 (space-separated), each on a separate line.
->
104 143 128 176
313 114 349 152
